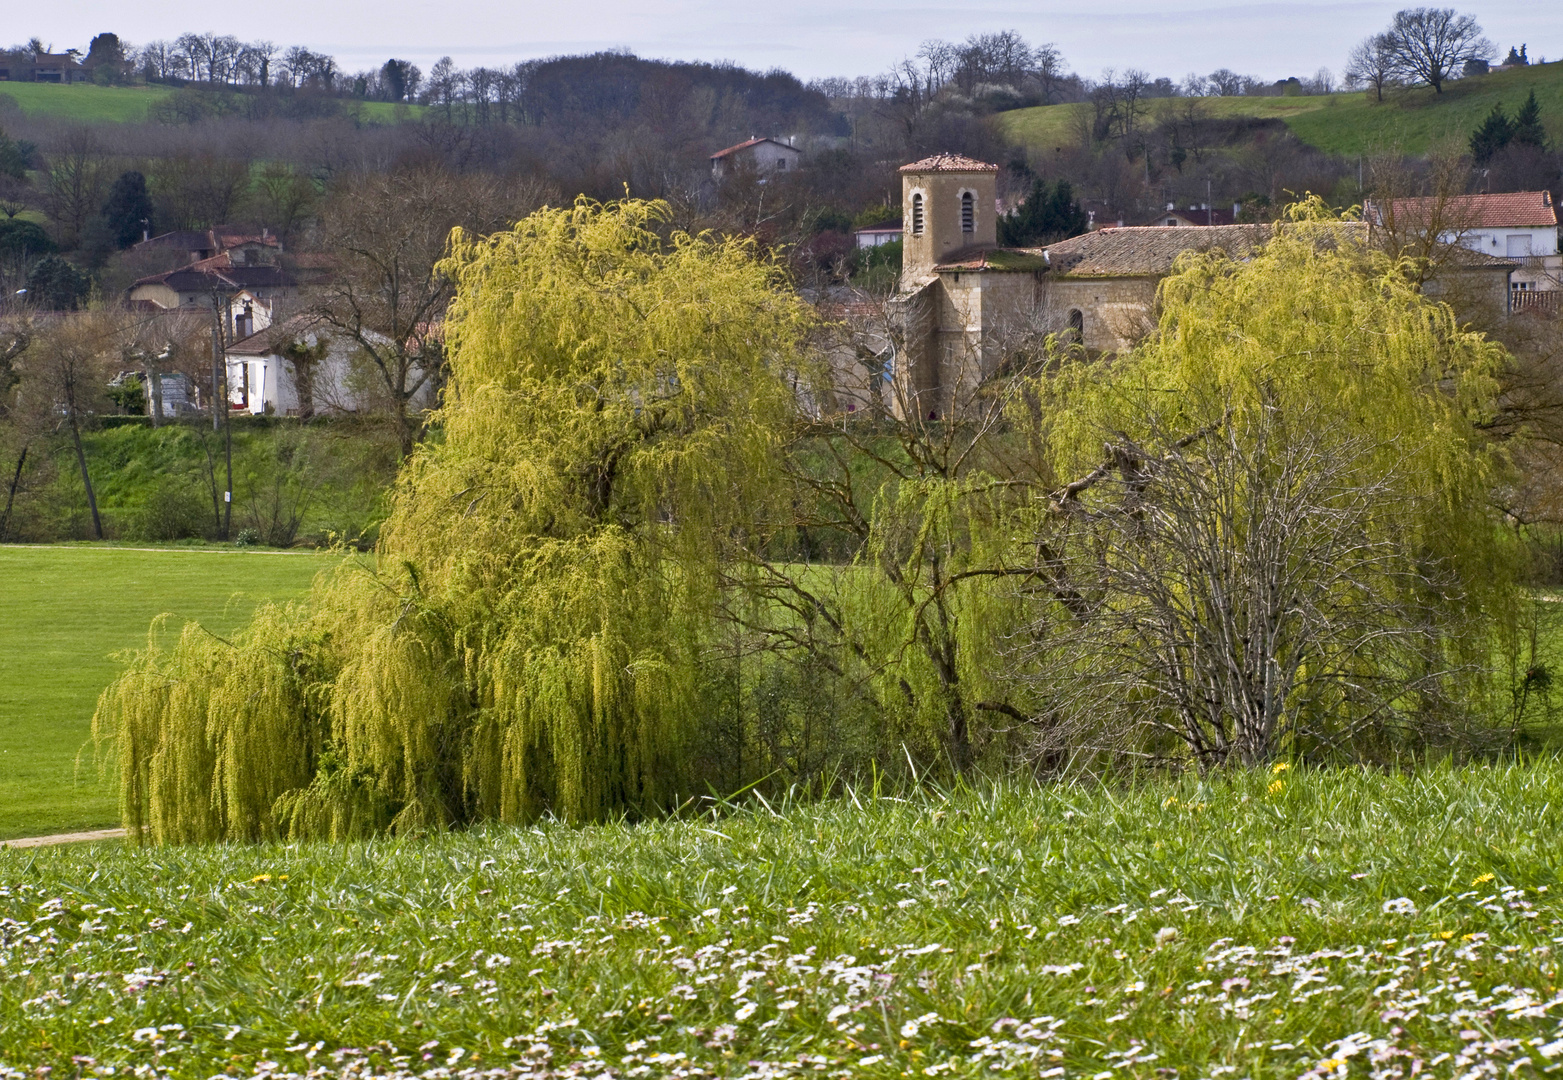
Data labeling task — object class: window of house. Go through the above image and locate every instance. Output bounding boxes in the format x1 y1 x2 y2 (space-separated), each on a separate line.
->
1067 309 1084 343
1508 234 1534 258
960 191 974 233
776 158 786 169
912 193 924 235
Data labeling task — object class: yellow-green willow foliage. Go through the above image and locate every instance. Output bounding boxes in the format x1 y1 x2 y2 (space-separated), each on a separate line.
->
1028 198 1517 761
95 198 812 841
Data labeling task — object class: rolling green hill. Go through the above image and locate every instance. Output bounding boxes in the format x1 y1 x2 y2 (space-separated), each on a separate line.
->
0 81 172 123
0 81 421 124
999 60 1563 159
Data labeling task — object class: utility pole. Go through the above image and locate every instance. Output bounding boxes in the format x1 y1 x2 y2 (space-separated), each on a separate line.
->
210 291 234 539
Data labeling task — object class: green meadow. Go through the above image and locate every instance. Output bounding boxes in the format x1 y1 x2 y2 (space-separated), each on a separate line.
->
999 60 1563 159
2 764 1562 1076
0 545 335 840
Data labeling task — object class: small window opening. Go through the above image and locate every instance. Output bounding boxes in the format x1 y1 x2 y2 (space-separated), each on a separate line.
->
911 193 925 235
960 191 974 233
1067 309 1084 343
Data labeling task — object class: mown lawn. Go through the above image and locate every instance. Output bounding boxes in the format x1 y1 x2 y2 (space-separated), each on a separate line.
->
999 60 1563 159
0 545 336 840
3 763 1563 1077
0 82 173 123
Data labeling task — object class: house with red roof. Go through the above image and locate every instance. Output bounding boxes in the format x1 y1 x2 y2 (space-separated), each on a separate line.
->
1376 190 1560 305
710 137 802 180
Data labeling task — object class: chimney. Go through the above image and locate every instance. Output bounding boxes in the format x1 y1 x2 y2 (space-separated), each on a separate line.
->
1166 202 1174 212
1233 202 1241 218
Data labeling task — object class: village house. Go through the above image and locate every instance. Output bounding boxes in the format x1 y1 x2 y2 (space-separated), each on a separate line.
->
709 137 803 180
1375 190 1560 311
1145 203 1244 227
854 220 903 248
886 154 1523 421
225 315 434 418
126 229 317 339
0 51 84 83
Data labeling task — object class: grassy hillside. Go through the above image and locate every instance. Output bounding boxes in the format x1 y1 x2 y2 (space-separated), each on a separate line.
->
2 765 1562 1075
0 545 337 840
0 81 173 123
0 81 421 124
999 60 1563 159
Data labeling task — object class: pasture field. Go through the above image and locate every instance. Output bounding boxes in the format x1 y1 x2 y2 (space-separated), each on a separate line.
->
0 82 421 124
999 60 1563 160
0 545 335 840
2 764 1562 1077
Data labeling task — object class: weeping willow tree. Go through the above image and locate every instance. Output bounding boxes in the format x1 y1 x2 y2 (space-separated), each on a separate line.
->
95 198 811 842
1020 199 1519 767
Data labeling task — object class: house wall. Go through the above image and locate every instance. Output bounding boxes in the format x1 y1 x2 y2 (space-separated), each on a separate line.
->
126 283 183 310
900 169 997 285
712 142 802 178
231 333 434 417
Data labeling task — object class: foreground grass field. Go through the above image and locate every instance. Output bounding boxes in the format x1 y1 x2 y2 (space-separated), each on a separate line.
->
2 764 1562 1077
999 60 1563 159
0 545 334 840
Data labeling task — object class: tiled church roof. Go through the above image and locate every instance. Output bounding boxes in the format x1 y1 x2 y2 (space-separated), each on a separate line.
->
898 154 999 173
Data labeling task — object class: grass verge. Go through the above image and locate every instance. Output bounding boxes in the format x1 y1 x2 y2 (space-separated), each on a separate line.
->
0 544 335 840
2 763 1562 1076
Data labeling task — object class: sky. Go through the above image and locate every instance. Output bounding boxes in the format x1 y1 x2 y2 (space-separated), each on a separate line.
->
26 1 1563 85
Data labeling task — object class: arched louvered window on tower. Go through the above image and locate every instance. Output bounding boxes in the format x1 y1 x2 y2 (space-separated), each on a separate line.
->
911 193 925 235
960 190 974 233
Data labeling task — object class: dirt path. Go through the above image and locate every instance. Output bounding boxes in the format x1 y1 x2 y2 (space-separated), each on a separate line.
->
1 828 127 849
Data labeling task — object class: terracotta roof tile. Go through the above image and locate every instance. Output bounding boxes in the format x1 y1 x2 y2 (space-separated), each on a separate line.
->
1040 224 1278 277
1386 191 1557 229
710 137 799 160
898 153 999 174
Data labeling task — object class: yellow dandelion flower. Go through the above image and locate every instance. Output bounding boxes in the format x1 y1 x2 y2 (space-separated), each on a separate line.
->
1472 873 1494 886
249 874 272 884
1271 761 1291 775
1267 779 1285 795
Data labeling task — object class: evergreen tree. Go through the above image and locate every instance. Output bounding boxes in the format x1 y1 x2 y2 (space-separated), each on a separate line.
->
1511 90 1547 150
998 178 1089 246
1469 104 1514 165
98 171 154 249
24 256 90 311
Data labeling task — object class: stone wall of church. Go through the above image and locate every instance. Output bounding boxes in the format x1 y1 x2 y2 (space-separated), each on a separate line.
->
1039 277 1160 353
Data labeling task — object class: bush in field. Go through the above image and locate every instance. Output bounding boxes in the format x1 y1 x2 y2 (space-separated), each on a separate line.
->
128 477 206 542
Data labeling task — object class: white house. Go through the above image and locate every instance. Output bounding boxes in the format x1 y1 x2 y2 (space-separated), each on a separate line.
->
709 137 803 180
854 221 903 248
1382 190 1560 307
225 315 435 417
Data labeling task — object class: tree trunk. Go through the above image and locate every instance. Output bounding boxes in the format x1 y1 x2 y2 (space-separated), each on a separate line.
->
148 354 164 428
0 442 28 541
68 413 103 540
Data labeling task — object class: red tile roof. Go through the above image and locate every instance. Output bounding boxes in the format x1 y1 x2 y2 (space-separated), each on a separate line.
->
898 154 999 174
1386 190 1557 229
710 137 800 160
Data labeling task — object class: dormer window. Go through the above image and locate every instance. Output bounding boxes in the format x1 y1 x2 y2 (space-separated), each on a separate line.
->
911 193 925 235
960 191 974 233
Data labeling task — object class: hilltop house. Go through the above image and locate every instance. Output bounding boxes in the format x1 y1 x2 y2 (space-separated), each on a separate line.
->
1145 203 1243 227
886 154 1521 421
0 51 83 83
710 137 803 180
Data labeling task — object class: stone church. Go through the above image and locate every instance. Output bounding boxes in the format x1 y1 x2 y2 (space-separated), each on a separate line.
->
886 154 1518 421
889 153 1274 420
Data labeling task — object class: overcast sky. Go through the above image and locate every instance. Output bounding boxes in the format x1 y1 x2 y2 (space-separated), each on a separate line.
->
27 1 1563 84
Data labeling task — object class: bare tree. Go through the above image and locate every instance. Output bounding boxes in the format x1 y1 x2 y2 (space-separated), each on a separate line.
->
1381 7 1493 93
21 311 127 539
1345 34 1400 101
42 127 111 249
312 166 547 456
1022 395 1477 769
